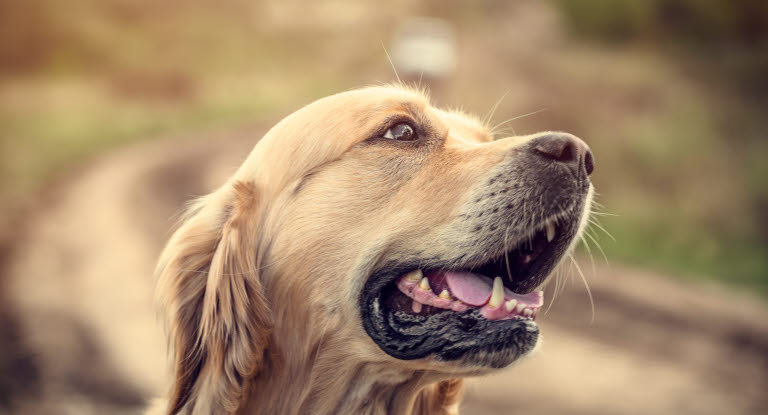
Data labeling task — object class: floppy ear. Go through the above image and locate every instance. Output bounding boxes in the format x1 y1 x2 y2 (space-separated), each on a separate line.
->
156 181 272 414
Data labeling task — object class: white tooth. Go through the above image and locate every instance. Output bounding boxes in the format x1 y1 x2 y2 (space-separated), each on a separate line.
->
412 300 423 313
489 277 504 308
522 254 532 264
523 308 532 317
546 221 556 242
405 269 423 281
439 290 452 300
516 304 525 313
505 299 518 312
419 277 431 291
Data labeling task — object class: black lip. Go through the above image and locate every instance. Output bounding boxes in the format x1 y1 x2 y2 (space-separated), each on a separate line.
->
360 266 539 366
359 210 583 365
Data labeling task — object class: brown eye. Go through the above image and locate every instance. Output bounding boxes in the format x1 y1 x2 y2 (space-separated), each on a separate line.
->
382 122 417 141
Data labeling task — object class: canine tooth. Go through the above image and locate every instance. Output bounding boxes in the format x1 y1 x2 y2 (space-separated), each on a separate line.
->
405 269 423 281
419 277 431 291
505 299 518 312
489 277 504 308
439 290 452 300
522 254 532 264
516 304 525 313
523 308 532 317
546 221 556 242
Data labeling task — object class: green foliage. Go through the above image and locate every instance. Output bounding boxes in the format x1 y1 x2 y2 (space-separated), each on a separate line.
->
552 0 768 45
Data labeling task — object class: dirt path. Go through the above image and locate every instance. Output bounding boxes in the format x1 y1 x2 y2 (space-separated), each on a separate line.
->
4 127 768 415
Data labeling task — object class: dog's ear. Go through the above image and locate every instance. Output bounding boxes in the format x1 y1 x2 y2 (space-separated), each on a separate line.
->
156 181 271 414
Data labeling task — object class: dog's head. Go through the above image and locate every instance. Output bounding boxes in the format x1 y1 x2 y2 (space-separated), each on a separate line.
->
156 86 594 413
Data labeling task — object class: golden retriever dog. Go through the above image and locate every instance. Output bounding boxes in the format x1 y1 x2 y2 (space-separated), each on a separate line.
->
151 85 595 415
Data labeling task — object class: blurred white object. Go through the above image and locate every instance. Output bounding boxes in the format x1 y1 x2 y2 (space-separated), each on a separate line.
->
391 17 457 80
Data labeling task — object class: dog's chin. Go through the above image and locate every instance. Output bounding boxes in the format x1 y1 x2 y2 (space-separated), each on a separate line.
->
359 211 584 370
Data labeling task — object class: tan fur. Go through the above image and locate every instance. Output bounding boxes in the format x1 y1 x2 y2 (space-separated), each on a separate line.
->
153 85 589 414
156 181 272 414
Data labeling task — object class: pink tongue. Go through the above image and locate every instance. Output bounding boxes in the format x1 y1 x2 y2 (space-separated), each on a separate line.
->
444 271 494 306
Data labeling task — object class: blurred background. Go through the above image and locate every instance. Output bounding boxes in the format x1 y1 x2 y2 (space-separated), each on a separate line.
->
1 0 767 414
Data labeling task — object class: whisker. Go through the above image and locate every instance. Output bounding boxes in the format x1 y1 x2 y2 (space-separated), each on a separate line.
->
569 254 595 325
590 211 619 217
489 108 549 136
579 231 597 278
381 42 401 84
588 218 616 242
483 90 511 130
545 264 562 314
562 257 574 297
491 126 517 137
504 225 513 282
584 227 610 265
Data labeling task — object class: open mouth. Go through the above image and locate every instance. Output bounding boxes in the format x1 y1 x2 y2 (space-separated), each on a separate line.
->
389 220 563 321
360 215 581 367
392 270 543 320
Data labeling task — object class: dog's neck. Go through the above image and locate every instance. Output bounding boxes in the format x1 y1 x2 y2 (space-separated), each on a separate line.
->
236 333 463 415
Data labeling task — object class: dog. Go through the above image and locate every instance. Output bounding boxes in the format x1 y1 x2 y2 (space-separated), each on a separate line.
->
151 85 594 415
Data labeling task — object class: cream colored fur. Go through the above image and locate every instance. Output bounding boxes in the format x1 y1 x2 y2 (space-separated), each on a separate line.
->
152 86 587 414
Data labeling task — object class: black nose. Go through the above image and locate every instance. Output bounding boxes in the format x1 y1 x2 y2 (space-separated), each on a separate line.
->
532 133 594 176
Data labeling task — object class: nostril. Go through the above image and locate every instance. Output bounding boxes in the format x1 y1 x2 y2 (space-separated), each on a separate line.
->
559 141 576 163
532 133 594 176
534 137 577 163
584 150 595 176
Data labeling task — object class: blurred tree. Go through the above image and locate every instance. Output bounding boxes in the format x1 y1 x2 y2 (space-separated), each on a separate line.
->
553 0 768 46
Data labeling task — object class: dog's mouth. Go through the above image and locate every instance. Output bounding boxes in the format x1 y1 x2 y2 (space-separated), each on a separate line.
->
360 214 582 368
392 219 567 320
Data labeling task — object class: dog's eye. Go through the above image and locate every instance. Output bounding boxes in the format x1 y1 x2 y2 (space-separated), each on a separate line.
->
382 122 417 141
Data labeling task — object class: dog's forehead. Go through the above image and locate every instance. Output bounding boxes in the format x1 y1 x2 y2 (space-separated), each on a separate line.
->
239 86 488 188
322 86 431 135
238 87 422 184
315 87 488 146
312 89 490 156
283 86 429 143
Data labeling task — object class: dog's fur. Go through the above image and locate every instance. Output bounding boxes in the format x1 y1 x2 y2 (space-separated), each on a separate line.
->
151 85 592 415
